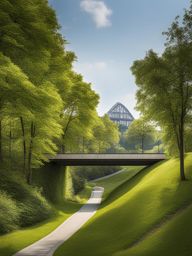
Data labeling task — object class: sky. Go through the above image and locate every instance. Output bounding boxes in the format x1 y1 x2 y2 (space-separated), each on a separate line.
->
48 0 190 118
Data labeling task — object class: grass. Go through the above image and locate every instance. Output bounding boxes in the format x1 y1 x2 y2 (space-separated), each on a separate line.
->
54 154 192 256
90 166 144 200
115 204 192 256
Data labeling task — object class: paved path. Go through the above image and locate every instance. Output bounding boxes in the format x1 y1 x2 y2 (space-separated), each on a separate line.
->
92 169 125 182
14 187 104 256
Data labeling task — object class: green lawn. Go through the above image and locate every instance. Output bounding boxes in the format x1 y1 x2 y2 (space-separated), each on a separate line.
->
116 198 192 256
54 154 192 256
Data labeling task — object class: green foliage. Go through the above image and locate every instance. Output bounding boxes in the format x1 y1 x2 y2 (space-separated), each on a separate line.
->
85 115 120 153
0 170 53 234
125 118 156 153
75 166 122 181
0 0 101 186
64 167 74 201
131 4 192 180
0 163 89 236
18 188 52 227
0 201 82 256
33 164 66 204
71 170 85 195
0 191 19 234
184 126 192 152
60 72 99 153
0 0 60 84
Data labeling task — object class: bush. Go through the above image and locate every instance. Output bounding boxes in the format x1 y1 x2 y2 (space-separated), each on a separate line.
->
71 171 85 195
75 166 121 181
0 191 20 234
0 170 53 234
18 188 53 227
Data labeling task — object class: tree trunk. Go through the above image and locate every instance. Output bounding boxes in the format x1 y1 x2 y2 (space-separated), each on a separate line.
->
179 122 186 181
9 129 12 169
61 120 71 153
61 106 76 153
9 130 11 157
0 119 2 161
20 117 27 175
27 122 36 185
98 141 100 153
141 135 144 153
82 137 85 153
61 134 65 153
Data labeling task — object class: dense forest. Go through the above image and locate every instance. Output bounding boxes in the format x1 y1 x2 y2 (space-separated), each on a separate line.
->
0 0 120 234
0 0 120 184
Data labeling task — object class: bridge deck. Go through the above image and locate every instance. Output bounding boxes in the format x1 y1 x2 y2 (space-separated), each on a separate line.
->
49 153 166 166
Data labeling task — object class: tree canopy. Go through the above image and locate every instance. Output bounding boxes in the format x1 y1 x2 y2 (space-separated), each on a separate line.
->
131 4 192 180
125 118 156 153
0 0 120 184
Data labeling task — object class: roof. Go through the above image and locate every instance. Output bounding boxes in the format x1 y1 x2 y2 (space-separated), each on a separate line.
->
107 102 134 120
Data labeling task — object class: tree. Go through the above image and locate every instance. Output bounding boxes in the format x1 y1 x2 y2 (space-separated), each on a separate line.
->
0 0 61 85
131 5 192 180
0 0 70 184
25 83 63 184
0 0 103 186
125 118 155 153
60 72 99 153
0 52 38 163
154 129 163 153
87 115 120 153
0 53 63 183
101 115 120 152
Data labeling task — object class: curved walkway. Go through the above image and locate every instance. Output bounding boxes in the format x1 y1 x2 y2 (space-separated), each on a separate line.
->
14 187 104 256
92 169 125 182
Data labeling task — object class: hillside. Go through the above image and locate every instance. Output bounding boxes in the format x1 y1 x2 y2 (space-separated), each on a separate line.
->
54 154 192 256
90 166 144 201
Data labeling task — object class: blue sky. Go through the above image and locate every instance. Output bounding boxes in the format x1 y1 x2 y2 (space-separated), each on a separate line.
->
49 0 189 118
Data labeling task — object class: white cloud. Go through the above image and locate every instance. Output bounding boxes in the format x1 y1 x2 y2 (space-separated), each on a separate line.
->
80 0 112 28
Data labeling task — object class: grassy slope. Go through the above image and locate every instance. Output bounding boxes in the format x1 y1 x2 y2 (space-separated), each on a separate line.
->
55 154 192 256
116 204 192 256
91 166 144 201
76 167 143 203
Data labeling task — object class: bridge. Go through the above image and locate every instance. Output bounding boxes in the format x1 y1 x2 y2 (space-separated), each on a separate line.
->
49 153 166 166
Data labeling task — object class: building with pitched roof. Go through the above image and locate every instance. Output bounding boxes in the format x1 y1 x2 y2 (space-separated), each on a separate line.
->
107 102 134 131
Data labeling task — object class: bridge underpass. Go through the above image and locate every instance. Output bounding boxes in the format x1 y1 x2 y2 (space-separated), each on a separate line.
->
49 153 166 166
